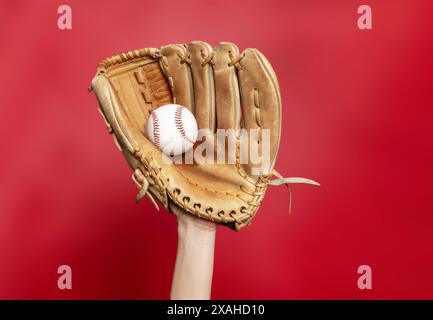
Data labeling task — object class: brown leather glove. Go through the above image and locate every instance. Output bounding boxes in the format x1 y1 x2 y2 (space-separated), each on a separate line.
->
90 41 318 231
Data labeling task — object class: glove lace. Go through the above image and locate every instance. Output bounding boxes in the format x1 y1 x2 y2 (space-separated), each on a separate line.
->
176 51 192 64
269 169 320 213
200 50 215 66
228 51 245 70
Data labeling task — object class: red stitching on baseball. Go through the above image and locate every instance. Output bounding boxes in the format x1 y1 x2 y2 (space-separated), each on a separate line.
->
151 111 161 150
175 105 195 145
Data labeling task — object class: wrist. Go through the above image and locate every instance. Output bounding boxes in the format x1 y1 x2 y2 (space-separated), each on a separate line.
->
177 215 217 237
171 203 218 234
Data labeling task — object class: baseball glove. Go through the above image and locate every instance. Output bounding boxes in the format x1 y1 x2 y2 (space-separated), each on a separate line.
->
90 41 318 231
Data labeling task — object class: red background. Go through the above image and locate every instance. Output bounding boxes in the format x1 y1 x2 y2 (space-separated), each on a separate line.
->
1 0 432 299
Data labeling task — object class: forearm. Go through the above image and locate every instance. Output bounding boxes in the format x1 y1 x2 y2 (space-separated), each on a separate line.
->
170 211 217 300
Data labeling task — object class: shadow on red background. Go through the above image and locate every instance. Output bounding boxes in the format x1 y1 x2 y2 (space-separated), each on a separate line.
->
0 0 432 299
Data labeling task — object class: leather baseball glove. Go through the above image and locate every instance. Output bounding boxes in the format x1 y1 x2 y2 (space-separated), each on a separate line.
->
90 41 318 231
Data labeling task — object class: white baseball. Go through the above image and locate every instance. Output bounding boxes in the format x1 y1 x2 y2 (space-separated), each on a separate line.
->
147 104 198 156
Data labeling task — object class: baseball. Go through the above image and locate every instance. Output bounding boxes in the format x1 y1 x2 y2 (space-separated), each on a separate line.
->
147 104 198 156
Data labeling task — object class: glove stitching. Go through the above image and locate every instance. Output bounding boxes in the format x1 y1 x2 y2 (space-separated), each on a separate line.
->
234 141 256 185
98 48 159 71
135 147 251 226
171 165 244 200
168 186 236 224
134 149 168 194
